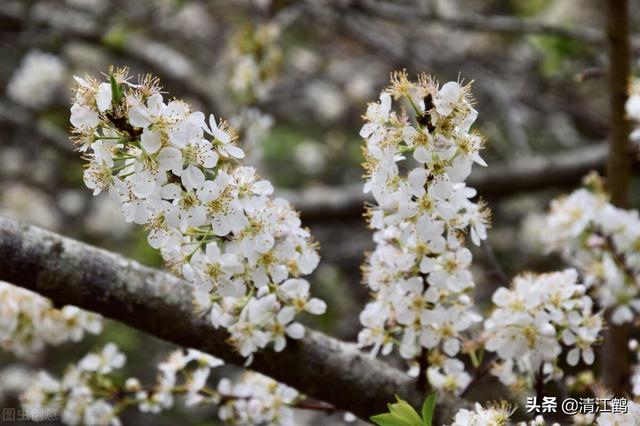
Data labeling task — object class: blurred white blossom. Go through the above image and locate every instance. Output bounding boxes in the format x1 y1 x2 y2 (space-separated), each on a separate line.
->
22 344 305 426
542 173 640 325
0 281 102 358
7 50 67 109
293 140 327 175
1 184 62 230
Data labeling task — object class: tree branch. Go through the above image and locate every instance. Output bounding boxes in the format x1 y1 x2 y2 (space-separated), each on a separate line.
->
602 0 633 395
347 0 640 47
280 144 611 221
0 216 470 421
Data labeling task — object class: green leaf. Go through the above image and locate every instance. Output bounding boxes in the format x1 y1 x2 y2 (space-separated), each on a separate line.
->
370 413 405 426
421 393 437 426
370 396 423 426
389 396 423 425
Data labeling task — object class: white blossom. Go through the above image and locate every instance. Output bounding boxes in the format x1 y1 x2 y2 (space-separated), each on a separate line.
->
0 281 102 358
356 72 489 392
70 69 324 359
7 50 67 108
484 270 602 386
447 402 513 426
542 173 640 325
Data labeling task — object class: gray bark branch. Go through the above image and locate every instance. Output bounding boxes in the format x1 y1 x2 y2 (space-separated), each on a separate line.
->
0 216 468 421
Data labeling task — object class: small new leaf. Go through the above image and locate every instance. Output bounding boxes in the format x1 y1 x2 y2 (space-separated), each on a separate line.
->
421 393 437 426
370 395 424 426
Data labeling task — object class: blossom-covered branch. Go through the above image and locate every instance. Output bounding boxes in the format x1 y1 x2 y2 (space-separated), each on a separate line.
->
356 71 489 394
22 344 320 425
0 215 470 421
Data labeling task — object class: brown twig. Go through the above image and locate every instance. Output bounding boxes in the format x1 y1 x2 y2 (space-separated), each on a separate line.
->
535 365 544 402
417 347 429 392
460 352 497 397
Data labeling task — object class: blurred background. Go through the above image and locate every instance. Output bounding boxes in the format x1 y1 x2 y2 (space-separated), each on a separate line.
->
1 0 639 424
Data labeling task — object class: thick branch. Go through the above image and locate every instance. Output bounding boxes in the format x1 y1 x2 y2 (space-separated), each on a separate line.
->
602 0 632 395
281 144 610 221
0 216 469 421
348 0 640 47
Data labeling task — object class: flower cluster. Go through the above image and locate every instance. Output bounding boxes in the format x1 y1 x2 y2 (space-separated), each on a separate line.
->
70 69 325 360
447 402 513 426
0 281 102 358
227 22 282 102
627 78 640 142
21 343 127 425
217 372 299 425
541 173 640 325
596 399 640 425
447 403 563 426
7 50 67 109
484 270 602 388
21 343 304 426
356 71 490 393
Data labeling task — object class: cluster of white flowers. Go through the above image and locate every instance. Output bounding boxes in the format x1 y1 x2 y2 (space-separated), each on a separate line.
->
356 71 490 394
627 78 640 142
70 69 325 360
447 402 512 426
227 22 282 102
217 372 299 425
448 403 563 426
484 270 601 388
0 281 102 358
7 50 67 109
596 399 640 425
21 343 127 425
21 343 304 426
542 173 640 325
133 347 223 413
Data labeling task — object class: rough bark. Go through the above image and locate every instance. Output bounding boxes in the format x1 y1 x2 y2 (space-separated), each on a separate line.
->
0 216 471 421
602 0 633 395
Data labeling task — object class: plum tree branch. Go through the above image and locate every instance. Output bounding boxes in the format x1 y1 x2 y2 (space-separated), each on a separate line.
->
0 215 469 422
346 0 640 47
280 143 613 221
602 0 633 395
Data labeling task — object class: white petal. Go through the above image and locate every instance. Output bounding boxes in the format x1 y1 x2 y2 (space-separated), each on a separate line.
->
96 82 112 112
141 130 162 154
286 323 305 339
